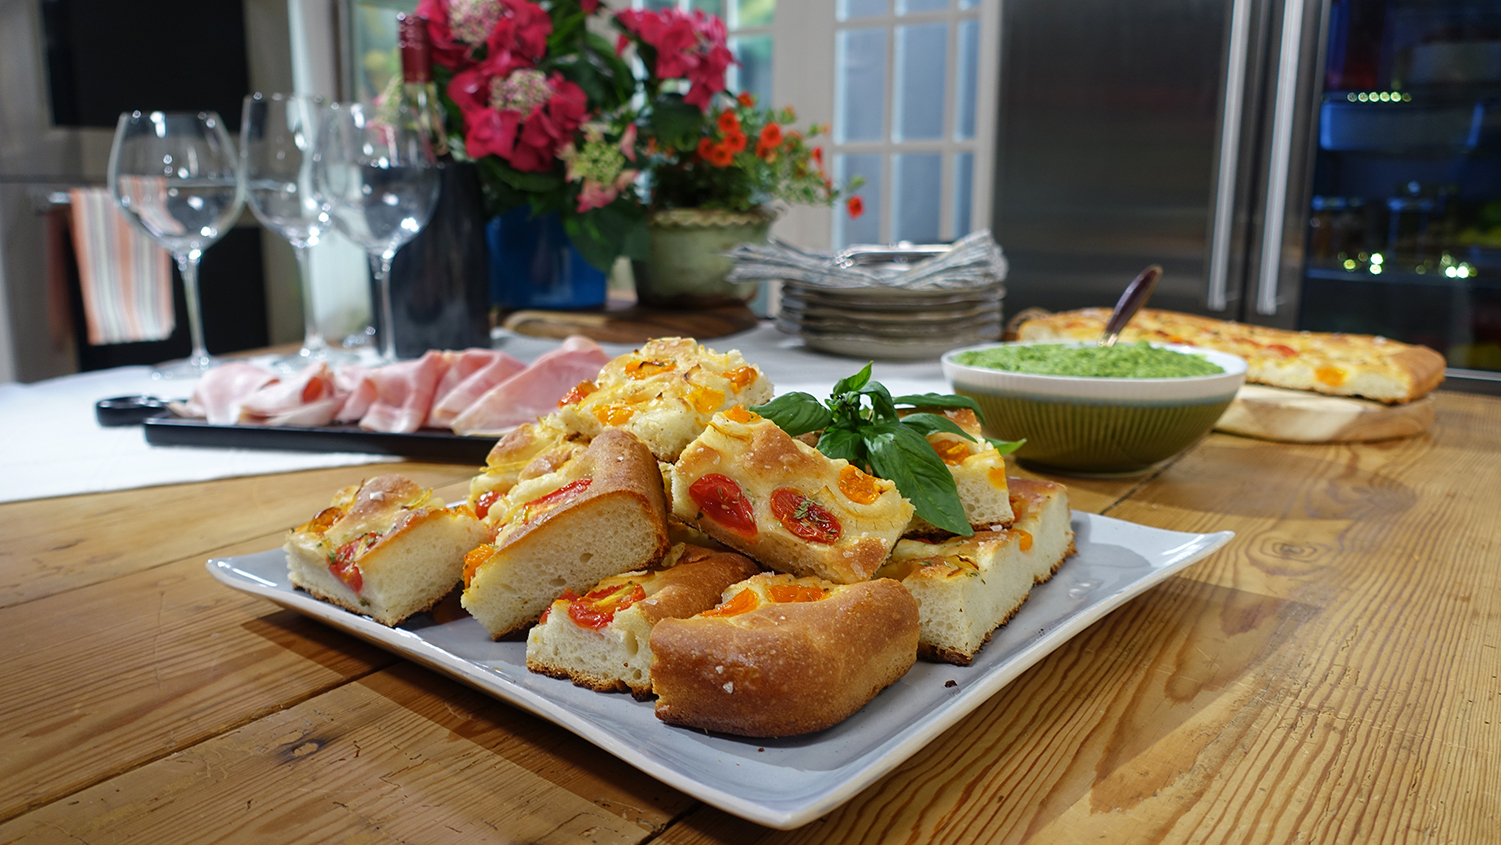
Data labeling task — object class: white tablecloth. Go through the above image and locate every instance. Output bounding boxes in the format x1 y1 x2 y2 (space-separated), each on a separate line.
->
0 324 951 504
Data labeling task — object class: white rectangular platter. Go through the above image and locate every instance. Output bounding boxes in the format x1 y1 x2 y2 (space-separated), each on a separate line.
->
208 512 1232 829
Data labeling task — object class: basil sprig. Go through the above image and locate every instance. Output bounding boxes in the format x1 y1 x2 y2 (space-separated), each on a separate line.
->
751 364 1024 537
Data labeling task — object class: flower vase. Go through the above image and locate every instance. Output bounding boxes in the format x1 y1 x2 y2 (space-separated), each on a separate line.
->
631 207 773 309
486 207 607 312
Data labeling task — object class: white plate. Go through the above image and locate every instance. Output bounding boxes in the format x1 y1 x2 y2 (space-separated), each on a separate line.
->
207 513 1232 830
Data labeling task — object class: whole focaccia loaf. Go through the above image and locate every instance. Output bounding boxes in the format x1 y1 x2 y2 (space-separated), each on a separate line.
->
1016 308 1445 404
649 573 920 737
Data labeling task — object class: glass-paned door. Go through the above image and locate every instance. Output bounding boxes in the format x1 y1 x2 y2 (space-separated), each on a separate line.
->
641 0 776 106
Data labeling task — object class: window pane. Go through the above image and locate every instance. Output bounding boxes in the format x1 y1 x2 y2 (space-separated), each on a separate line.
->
836 28 887 143
689 0 725 16
953 151 973 235
898 0 949 13
896 23 946 141
729 36 773 106
734 0 774 28
958 0 978 8
894 153 941 242
836 153 883 247
643 0 677 11
838 0 888 21
954 18 977 140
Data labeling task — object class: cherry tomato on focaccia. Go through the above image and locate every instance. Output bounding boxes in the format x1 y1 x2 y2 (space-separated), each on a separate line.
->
770 488 842 544
566 583 647 630
688 474 758 539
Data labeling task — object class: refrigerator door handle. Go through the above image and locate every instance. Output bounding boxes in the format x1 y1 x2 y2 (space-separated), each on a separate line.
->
1207 0 1253 313
1255 0 1308 316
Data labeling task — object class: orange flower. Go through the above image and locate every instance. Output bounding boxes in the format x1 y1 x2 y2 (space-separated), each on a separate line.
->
757 122 783 151
718 110 741 134
737 92 756 107
697 137 716 160
811 146 823 166
708 142 735 167
846 196 864 218
723 129 747 154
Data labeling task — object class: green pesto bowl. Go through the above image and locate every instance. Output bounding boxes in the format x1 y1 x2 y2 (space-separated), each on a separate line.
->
941 341 1248 476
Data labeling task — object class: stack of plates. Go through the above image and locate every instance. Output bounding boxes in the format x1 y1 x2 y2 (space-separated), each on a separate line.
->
776 282 1004 360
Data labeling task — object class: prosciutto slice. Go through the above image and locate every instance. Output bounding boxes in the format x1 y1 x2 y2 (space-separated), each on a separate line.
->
427 349 527 429
178 362 280 425
450 336 610 436
237 363 343 427
357 350 450 434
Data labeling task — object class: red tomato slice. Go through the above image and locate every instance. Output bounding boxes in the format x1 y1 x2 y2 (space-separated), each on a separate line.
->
769 488 842 544
521 478 593 522
688 474 758 539
474 490 501 520
566 583 646 630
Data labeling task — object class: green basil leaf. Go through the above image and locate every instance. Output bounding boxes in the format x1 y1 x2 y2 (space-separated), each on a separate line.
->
891 393 986 424
899 412 977 442
751 392 833 437
863 422 973 537
831 362 873 397
816 425 866 467
858 381 899 424
985 437 1027 455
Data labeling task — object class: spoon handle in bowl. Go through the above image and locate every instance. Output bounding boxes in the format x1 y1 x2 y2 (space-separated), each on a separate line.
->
1101 264 1162 347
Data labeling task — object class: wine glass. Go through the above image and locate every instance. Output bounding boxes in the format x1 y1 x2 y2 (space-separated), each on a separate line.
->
313 101 440 363
241 92 357 371
108 110 245 378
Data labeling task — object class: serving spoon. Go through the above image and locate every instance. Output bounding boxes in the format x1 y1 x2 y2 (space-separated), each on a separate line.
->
1100 264 1162 347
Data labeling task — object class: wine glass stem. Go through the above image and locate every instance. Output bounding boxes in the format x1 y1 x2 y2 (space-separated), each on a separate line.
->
175 250 211 368
371 252 397 362
294 246 327 353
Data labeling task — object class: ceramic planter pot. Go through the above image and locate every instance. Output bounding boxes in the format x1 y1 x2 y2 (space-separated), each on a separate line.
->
632 207 773 309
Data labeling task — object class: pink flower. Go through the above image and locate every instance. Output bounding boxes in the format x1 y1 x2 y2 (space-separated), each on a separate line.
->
417 0 550 69
451 61 586 173
575 168 638 212
615 8 733 111
619 123 637 162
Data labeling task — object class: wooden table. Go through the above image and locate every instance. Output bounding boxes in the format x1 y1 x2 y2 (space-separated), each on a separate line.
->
2 390 1496 843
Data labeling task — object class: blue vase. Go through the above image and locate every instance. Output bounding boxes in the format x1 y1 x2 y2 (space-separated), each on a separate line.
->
486 208 607 311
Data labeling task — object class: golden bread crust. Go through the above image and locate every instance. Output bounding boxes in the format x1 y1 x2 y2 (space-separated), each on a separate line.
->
649 576 919 737
1017 308 1445 403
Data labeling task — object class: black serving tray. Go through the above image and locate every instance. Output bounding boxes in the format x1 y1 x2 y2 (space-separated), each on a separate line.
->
140 414 497 463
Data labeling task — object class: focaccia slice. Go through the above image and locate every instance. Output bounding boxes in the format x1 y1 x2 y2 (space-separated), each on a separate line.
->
285 474 489 626
649 572 920 737
525 544 762 698
877 477 1075 665
556 337 774 462
467 415 587 523
1017 308 1445 403
461 428 671 639
670 406 915 583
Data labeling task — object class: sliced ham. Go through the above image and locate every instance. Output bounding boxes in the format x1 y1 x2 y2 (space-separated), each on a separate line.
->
450 336 610 436
179 362 280 425
237 363 343 427
427 349 527 429
334 365 377 423
357 350 450 434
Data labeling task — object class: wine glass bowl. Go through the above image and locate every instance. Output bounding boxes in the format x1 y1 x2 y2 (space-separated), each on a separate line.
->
109 110 245 378
241 93 356 370
313 101 440 363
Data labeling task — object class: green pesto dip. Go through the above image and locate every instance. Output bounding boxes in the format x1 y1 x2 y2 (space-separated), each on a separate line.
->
955 341 1223 378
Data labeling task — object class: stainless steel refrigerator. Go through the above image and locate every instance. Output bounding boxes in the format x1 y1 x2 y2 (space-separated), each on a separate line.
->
990 0 1501 393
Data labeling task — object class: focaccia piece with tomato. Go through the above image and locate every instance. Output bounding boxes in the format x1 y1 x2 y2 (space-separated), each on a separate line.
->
649 572 920 738
467 415 586 523
461 428 671 639
900 407 1014 535
670 406 915 584
284 474 489 627
555 337 774 463
525 544 762 698
876 477 1075 665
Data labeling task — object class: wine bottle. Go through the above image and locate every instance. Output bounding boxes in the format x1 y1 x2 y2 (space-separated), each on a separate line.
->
384 12 491 358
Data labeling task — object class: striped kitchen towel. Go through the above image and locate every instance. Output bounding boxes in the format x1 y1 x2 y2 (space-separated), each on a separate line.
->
68 187 174 344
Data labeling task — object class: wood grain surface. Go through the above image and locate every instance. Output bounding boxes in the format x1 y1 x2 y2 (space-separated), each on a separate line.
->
1 391 1496 843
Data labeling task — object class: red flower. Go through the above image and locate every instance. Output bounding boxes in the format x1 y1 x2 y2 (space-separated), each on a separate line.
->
697 137 716 160
707 142 734 168
846 196 864 218
737 92 756 107
616 8 734 111
757 122 782 150
580 0 600 11
811 146 823 167
722 129 747 154
453 64 586 173
717 110 741 134
419 0 550 70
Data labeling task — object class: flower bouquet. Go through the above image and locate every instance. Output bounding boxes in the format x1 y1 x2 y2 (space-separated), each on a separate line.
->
414 0 858 278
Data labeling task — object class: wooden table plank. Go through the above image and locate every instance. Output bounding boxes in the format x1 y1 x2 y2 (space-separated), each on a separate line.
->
0 462 478 608
0 663 693 844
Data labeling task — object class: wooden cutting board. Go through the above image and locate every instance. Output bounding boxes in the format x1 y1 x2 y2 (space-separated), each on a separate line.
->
1214 384 1436 443
501 302 760 343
